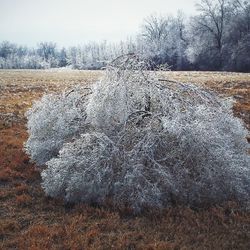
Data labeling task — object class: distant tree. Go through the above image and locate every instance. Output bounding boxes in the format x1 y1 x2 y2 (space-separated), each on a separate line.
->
140 14 171 65
169 11 189 70
223 0 250 71
187 0 229 70
139 13 189 70
186 0 250 72
58 47 68 67
37 42 56 60
37 42 58 68
0 41 16 59
67 46 85 69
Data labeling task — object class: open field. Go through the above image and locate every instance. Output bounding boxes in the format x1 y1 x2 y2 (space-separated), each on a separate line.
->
0 70 250 249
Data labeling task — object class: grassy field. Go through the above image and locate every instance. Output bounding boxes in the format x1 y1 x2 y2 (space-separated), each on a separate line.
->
0 70 249 249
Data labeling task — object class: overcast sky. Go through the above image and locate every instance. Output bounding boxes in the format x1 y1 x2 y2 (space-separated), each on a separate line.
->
0 0 197 47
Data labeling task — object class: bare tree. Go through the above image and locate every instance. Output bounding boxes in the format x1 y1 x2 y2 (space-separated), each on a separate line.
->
195 0 228 66
141 14 169 42
140 13 189 69
37 42 57 61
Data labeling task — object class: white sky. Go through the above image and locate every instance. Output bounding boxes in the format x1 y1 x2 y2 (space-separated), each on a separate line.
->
0 0 197 47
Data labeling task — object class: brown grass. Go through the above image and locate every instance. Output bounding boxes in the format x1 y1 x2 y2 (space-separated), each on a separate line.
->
0 69 249 250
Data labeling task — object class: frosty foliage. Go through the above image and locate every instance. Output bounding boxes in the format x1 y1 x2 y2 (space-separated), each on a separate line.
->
25 86 91 165
25 54 250 212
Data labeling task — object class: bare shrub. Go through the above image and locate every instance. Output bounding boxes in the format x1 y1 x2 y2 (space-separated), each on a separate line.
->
25 86 91 165
42 133 118 203
25 54 250 212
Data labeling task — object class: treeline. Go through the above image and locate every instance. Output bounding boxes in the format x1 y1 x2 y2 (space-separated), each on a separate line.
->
0 41 133 70
0 0 249 72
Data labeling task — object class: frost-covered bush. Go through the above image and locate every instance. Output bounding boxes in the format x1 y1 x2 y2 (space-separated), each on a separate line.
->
42 133 119 203
25 54 250 212
25 86 91 165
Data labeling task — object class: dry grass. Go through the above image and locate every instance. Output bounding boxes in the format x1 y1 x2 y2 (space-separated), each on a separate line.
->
0 69 249 250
